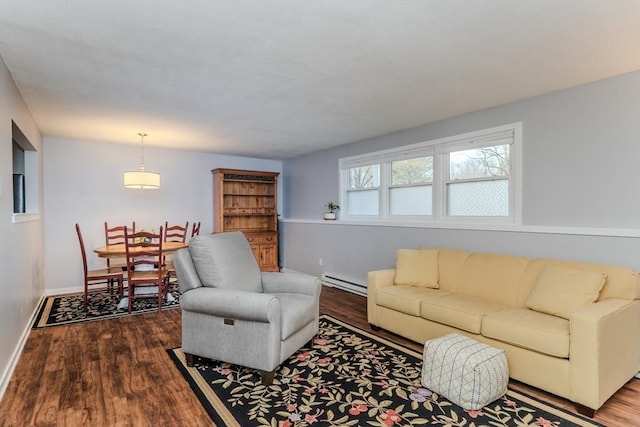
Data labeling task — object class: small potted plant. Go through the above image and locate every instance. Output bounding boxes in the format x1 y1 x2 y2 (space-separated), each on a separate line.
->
324 201 340 220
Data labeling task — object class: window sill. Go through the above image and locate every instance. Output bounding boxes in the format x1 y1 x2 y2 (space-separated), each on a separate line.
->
12 213 41 223
280 218 640 238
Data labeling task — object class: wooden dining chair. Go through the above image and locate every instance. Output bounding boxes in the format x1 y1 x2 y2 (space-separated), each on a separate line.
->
191 221 201 238
124 226 169 313
76 224 124 310
104 221 136 271
163 221 189 285
104 221 136 292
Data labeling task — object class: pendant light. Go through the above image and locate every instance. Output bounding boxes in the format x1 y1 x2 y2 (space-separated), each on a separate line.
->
123 132 160 189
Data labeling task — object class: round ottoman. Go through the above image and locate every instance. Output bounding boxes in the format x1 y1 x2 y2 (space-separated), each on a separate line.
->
421 333 508 410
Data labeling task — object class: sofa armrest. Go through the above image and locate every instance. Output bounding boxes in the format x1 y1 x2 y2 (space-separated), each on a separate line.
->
367 269 396 325
570 298 640 410
181 287 280 323
261 271 322 298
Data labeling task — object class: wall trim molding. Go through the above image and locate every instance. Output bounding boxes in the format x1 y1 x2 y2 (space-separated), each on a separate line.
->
281 218 640 238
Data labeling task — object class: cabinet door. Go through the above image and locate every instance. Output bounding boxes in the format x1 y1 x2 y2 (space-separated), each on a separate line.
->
259 244 278 271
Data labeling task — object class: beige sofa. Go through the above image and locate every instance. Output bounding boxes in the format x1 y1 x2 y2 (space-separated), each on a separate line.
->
367 248 640 415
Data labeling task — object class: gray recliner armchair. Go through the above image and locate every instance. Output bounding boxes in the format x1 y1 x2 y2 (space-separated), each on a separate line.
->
172 231 322 385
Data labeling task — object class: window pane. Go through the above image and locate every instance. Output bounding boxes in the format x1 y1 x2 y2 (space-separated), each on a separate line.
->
349 165 379 189
347 190 378 215
447 179 509 216
391 157 433 185
450 144 509 180
390 185 432 215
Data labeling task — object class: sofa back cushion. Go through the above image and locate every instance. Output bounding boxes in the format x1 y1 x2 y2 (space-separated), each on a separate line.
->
516 258 640 307
456 252 530 306
436 248 471 293
188 232 262 292
394 248 439 288
525 264 606 319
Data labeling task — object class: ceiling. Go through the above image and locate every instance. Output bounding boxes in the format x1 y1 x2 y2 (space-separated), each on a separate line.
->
0 1 639 159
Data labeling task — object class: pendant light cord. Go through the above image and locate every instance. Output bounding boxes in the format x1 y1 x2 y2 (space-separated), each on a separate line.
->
138 132 148 171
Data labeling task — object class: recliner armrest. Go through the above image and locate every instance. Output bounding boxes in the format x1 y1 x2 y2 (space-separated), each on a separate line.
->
261 271 321 297
181 287 280 323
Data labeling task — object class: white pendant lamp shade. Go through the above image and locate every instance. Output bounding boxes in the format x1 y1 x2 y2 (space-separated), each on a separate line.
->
124 132 160 189
123 170 160 189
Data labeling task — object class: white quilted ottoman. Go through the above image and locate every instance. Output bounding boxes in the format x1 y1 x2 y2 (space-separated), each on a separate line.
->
421 333 508 410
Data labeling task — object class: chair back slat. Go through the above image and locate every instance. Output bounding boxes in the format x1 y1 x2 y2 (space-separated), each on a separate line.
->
105 221 136 245
125 227 165 280
164 221 189 243
191 221 201 238
105 221 136 269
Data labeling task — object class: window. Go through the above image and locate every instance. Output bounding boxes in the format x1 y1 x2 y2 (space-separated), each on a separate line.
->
339 123 521 224
345 163 379 215
390 156 433 215
12 121 40 222
12 140 25 213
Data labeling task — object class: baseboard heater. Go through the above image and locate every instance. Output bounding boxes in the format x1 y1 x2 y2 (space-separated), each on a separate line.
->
321 273 367 297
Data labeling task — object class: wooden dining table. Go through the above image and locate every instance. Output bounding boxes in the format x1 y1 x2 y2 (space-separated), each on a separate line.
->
93 241 188 258
93 241 188 309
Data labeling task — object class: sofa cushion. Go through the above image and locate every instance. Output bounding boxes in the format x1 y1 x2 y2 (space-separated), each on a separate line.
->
436 248 471 293
526 264 606 319
540 259 639 302
482 307 570 358
188 232 262 292
378 285 449 316
456 252 530 306
420 295 506 334
394 248 439 288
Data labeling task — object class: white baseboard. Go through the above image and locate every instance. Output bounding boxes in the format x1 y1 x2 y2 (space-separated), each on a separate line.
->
0 294 46 401
44 285 83 296
635 372 640 379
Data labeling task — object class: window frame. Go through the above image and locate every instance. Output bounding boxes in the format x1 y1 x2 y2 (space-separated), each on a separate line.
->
339 122 522 225
11 121 41 223
341 158 381 217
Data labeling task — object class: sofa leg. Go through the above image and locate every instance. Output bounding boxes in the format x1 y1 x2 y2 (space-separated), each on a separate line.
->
259 370 274 386
574 403 596 418
185 353 194 367
369 323 381 331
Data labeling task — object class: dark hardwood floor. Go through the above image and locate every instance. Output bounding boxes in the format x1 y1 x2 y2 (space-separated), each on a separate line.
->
0 285 638 426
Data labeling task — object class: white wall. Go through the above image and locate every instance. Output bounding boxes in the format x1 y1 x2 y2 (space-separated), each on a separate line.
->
43 137 282 293
281 71 640 282
0 58 44 396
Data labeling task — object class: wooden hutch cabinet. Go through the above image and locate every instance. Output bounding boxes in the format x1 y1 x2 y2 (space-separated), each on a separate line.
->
212 168 279 272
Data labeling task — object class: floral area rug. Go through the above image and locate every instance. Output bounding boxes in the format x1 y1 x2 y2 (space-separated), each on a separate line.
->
32 283 180 328
167 315 601 427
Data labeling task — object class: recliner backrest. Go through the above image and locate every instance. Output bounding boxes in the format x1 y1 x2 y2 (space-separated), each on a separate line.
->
173 248 203 293
188 231 262 293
